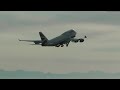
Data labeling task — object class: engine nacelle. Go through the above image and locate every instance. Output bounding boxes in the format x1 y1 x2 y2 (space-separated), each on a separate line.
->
34 41 40 44
71 38 85 43
79 38 84 42
74 40 79 43
72 40 79 43
71 39 79 43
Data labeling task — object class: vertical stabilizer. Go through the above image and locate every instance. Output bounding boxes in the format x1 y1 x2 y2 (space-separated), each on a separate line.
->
39 32 48 41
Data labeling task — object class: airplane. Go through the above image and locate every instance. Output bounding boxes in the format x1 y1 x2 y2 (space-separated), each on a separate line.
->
19 29 87 47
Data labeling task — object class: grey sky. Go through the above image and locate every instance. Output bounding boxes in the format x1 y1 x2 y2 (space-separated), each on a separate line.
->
0 11 120 74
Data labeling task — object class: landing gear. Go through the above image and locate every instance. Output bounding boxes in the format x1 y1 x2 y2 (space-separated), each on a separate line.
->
56 44 60 47
55 44 64 47
66 43 69 47
66 41 70 47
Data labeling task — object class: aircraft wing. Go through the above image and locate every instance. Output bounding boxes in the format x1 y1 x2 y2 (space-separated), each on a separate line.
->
18 39 42 44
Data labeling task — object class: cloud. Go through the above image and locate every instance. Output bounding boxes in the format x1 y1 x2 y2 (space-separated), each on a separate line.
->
0 11 120 32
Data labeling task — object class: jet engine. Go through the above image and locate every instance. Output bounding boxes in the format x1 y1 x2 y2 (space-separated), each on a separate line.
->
71 38 79 43
71 38 84 43
34 41 40 44
74 40 79 43
79 38 84 42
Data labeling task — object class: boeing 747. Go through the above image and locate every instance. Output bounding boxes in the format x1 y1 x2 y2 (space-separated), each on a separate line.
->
19 29 87 47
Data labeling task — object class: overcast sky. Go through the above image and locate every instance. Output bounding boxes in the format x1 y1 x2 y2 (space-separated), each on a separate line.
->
0 11 120 74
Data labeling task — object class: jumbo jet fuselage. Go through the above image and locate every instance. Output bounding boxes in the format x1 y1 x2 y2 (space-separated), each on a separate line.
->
19 29 86 47
44 30 76 46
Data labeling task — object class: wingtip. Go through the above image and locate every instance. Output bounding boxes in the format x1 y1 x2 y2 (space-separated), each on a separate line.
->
84 36 87 38
18 39 21 41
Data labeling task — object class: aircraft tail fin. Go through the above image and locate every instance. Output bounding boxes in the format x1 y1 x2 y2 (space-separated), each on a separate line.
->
39 32 48 41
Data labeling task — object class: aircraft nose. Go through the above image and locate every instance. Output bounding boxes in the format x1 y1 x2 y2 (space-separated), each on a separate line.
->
72 31 76 38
